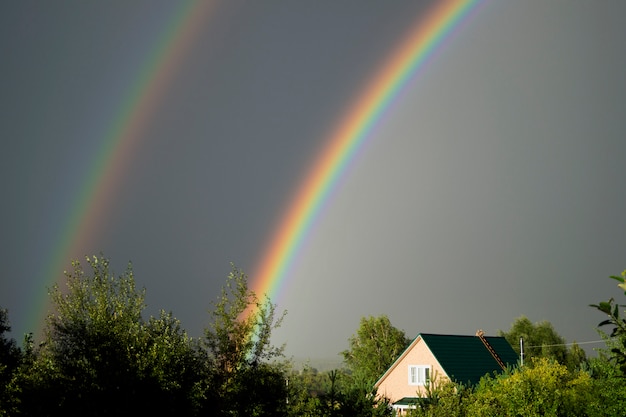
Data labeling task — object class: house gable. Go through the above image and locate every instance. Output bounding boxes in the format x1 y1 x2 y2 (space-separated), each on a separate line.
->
375 333 518 405
374 335 447 402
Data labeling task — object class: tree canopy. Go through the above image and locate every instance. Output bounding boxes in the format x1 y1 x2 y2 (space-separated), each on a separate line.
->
590 269 626 374
4 259 626 417
22 255 204 415
202 264 287 416
498 315 585 369
0 308 21 416
342 315 410 385
3 256 294 417
469 358 593 417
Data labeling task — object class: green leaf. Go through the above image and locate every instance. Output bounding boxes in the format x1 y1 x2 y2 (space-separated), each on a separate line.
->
595 301 613 315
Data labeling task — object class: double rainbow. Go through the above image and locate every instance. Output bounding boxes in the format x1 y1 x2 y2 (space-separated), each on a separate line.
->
27 0 480 335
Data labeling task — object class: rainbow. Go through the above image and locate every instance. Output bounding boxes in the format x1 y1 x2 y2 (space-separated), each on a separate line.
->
251 0 481 301
25 0 216 336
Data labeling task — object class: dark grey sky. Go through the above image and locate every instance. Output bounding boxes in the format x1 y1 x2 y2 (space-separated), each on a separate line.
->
1 1 625 361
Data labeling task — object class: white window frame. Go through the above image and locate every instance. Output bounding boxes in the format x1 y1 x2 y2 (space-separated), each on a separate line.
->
408 365 430 386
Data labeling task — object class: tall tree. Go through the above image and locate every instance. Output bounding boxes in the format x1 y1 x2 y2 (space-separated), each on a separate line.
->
498 315 585 368
0 308 20 379
342 315 410 385
26 255 203 416
0 308 21 417
203 264 287 416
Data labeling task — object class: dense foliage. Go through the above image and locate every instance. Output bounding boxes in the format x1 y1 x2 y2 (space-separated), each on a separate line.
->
0 308 22 416
201 264 288 416
403 269 626 417
342 315 410 385
590 269 626 373
2 260 626 416
0 256 288 416
286 367 393 417
498 315 586 370
469 358 593 417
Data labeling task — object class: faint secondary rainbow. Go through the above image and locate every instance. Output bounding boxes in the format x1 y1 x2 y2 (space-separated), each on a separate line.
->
251 0 481 302
26 0 216 336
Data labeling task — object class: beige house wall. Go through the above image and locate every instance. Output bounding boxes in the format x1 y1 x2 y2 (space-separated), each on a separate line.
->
375 336 449 404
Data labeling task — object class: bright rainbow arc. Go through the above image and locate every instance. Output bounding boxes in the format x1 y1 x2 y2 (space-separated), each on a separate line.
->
25 0 480 337
251 0 481 302
26 0 216 336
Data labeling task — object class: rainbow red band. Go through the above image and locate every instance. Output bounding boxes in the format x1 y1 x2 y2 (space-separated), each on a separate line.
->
27 1 215 337
27 0 481 338
250 0 481 303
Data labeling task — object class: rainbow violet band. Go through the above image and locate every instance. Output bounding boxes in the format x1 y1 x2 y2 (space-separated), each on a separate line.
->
250 0 481 304
27 0 481 338
27 1 215 337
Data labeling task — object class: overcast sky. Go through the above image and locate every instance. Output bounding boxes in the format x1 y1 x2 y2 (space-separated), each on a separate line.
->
1 1 625 361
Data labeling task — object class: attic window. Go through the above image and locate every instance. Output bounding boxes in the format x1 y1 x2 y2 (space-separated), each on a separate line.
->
408 365 430 385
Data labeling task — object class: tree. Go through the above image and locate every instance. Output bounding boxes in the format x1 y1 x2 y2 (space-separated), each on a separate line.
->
498 316 585 369
586 268 626 416
342 315 410 385
469 358 593 417
24 255 204 416
285 364 326 416
407 379 470 417
303 369 393 417
586 353 626 417
0 308 22 417
590 269 626 374
202 264 287 416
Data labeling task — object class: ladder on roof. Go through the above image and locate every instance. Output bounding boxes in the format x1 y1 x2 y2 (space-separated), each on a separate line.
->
476 329 506 371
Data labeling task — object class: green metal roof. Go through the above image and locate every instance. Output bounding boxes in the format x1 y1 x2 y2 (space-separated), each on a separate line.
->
419 333 518 386
393 397 421 406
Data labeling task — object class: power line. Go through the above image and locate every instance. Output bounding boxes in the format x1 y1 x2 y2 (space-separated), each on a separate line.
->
525 338 615 348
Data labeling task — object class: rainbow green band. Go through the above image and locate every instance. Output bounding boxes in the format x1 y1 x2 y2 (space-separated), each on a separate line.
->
25 0 480 337
250 0 481 303
26 1 215 337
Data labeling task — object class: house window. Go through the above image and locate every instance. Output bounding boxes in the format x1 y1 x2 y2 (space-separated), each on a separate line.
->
408 365 430 385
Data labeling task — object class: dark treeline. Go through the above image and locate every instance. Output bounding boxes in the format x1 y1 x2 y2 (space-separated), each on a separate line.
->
2 256 626 416
0 256 392 417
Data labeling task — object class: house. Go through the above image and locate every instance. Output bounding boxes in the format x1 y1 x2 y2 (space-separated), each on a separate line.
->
374 331 518 414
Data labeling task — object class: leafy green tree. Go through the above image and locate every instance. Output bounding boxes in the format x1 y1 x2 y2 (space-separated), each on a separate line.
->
290 364 327 396
139 310 207 414
23 255 204 416
14 333 67 416
334 377 392 417
585 352 626 417
583 268 626 417
0 308 22 416
202 264 287 416
45 257 146 412
469 358 593 417
407 379 470 417
311 369 392 417
342 315 410 385
498 315 585 369
285 365 330 417
0 309 19 367
565 341 587 370
590 269 626 374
